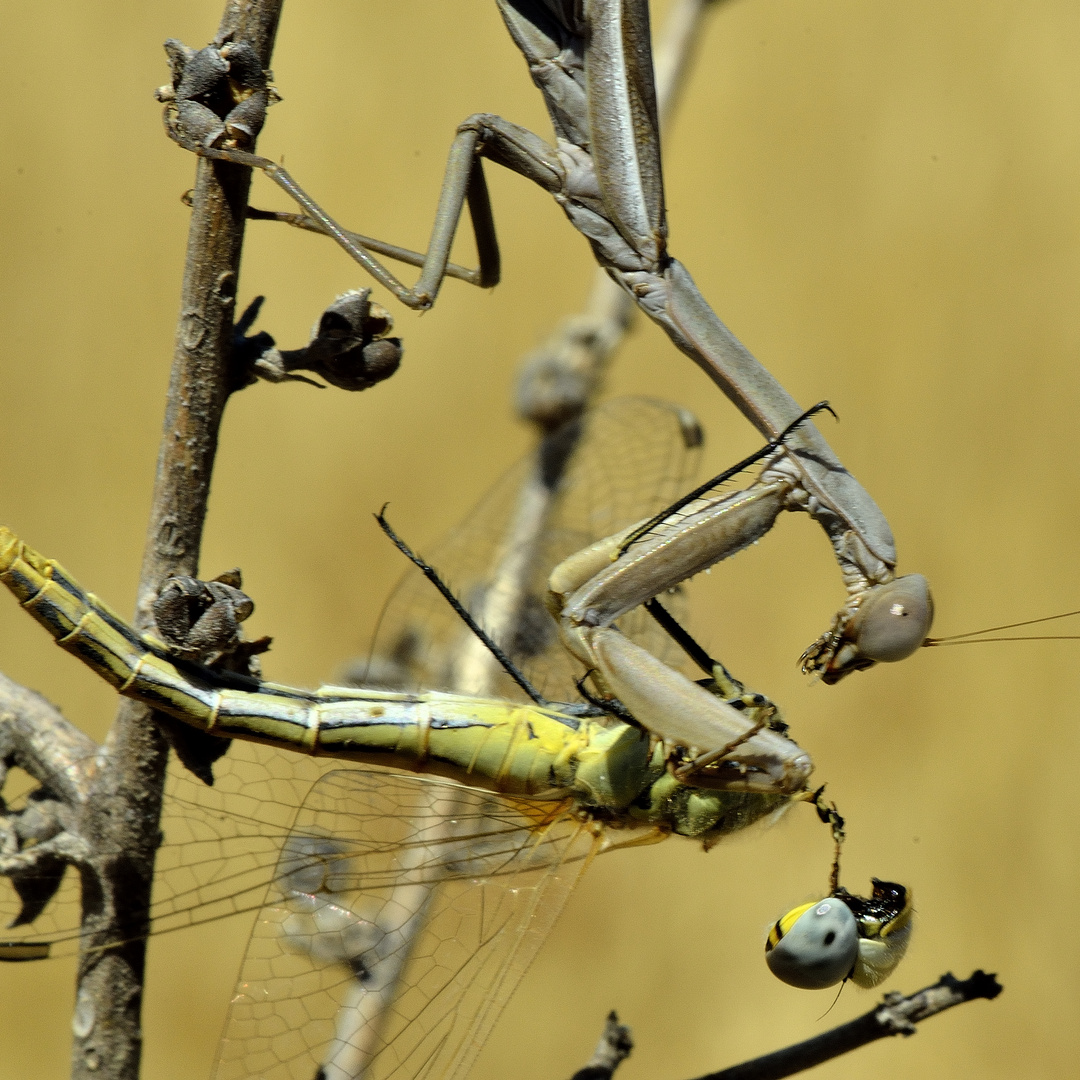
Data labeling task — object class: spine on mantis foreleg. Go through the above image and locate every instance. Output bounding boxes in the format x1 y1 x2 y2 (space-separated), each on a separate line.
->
0 528 655 804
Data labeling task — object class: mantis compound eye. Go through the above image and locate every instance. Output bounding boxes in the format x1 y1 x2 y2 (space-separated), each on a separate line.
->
764 897 859 989
854 574 933 663
766 880 914 989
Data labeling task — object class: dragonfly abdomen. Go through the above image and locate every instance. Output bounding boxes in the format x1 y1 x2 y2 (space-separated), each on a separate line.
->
0 529 647 805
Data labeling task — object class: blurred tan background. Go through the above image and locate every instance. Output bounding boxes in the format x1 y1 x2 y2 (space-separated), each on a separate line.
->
2 0 1079 1077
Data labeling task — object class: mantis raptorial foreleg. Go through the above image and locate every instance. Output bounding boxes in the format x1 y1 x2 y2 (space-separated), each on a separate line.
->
546 410 931 761
548 461 931 750
158 2 931 681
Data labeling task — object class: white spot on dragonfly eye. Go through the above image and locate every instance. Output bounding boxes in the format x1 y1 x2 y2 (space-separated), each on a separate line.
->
889 603 906 616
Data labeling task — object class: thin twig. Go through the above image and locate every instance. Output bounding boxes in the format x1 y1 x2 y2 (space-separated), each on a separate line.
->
569 1012 634 1080
66 4 284 1079
691 971 1002 1080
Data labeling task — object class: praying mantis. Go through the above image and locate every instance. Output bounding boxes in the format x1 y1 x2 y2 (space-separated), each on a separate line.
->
158 0 933 740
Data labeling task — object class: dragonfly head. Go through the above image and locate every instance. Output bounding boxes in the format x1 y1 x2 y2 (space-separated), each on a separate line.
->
766 879 913 989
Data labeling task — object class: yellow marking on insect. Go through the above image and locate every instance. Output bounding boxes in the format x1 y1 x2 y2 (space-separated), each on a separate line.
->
766 900 817 951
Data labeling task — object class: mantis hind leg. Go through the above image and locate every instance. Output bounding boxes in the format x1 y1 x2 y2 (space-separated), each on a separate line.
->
165 55 571 313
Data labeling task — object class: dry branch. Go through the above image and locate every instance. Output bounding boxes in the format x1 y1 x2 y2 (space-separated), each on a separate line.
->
65 4 283 1077
695 971 1003 1080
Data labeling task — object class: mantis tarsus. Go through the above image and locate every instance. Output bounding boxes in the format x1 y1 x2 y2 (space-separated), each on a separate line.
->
157 0 933 704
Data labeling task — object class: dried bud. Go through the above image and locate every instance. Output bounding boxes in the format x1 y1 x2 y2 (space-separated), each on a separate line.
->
152 571 255 666
241 290 404 392
160 38 276 152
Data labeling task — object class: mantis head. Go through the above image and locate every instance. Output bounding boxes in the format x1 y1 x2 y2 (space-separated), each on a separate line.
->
766 879 913 989
802 575 934 684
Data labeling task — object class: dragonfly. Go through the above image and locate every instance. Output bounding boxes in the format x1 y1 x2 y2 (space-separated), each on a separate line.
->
0 400 909 1080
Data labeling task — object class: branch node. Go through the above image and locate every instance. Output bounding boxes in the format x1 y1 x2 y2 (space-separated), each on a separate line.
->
156 38 274 154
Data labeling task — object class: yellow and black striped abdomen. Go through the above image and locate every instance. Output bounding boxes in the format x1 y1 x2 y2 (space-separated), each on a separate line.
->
0 528 607 800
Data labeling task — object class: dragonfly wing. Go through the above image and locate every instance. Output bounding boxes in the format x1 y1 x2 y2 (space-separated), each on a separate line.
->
151 745 338 939
214 768 597 1080
0 744 340 958
363 397 703 703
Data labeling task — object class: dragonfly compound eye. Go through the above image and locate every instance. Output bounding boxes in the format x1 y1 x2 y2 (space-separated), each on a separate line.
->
854 574 933 663
765 897 859 989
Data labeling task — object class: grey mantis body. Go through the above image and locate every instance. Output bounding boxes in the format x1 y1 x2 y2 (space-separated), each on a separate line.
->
483 0 934 691
161 2 932 727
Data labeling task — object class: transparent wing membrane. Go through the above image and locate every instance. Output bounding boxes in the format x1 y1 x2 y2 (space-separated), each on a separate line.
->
0 745 348 957
215 770 594 1080
363 398 702 702
1 753 596 1080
